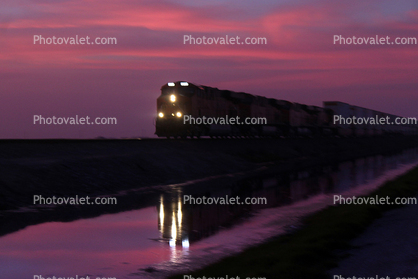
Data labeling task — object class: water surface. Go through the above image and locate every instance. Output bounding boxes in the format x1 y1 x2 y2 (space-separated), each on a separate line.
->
1 149 418 278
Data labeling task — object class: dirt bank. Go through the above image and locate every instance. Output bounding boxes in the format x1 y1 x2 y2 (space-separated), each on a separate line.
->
1 136 418 213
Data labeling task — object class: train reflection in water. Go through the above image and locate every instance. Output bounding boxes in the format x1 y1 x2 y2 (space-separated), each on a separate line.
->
157 148 418 248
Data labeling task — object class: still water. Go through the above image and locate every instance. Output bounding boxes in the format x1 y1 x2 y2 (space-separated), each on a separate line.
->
1 149 418 279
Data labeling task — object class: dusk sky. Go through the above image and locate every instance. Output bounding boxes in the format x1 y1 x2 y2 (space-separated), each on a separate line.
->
1 0 417 138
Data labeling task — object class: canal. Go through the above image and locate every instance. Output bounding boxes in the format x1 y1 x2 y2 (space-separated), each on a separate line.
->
1 148 418 279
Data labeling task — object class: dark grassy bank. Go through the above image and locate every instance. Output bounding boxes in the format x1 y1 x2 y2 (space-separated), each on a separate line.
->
0 136 417 238
0 136 417 212
169 166 418 279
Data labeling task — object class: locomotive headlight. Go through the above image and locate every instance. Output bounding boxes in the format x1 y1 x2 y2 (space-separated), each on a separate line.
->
158 112 164 118
176 112 182 117
170 94 176 102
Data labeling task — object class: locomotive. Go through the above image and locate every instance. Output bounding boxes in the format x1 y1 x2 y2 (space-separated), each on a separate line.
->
155 81 417 138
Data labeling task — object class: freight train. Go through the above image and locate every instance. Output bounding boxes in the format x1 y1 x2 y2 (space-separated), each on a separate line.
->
155 81 417 138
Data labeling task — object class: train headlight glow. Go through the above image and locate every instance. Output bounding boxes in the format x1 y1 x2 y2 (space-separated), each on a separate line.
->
168 82 175 87
176 112 182 117
158 112 164 118
180 82 189 86
170 94 176 102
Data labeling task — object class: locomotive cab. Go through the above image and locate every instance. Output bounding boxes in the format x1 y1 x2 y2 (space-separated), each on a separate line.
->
155 82 194 138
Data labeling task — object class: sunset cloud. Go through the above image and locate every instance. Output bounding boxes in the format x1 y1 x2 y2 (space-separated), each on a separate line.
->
0 0 417 138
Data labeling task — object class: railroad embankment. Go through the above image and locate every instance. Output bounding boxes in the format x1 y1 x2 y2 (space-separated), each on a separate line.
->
0 136 417 212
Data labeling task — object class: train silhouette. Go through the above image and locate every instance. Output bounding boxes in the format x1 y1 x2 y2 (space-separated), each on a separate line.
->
155 81 417 138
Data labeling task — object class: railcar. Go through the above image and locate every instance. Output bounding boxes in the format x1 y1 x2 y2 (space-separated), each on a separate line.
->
156 81 418 138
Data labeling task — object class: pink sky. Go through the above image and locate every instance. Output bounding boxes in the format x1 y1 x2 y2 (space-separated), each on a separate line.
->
1 0 417 138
